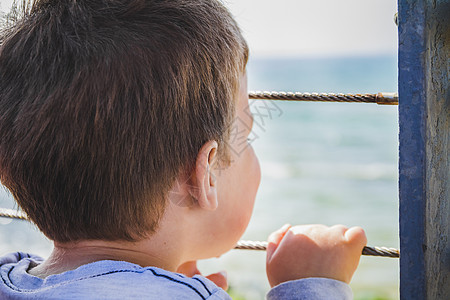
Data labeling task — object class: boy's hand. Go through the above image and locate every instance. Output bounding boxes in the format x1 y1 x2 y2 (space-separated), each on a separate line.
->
266 224 367 287
177 261 228 291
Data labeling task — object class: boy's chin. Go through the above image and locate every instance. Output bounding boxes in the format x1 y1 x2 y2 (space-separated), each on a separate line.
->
193 242 237 261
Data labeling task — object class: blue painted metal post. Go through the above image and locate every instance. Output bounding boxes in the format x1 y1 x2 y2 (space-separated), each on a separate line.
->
398 0 449 299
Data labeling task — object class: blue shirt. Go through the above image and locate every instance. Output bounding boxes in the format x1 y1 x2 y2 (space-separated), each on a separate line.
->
0 252 352 299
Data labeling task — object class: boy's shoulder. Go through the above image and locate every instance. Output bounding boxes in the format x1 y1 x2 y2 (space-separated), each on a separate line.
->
0 252 230 300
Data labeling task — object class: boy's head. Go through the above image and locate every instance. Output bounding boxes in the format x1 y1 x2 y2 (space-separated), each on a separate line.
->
0 0 248 243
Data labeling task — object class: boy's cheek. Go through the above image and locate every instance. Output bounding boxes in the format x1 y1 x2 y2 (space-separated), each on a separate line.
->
252 147 262 186
243 145 261 191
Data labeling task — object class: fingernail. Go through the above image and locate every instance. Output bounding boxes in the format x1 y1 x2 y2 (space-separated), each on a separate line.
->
281 224 291 231
219 271 227 280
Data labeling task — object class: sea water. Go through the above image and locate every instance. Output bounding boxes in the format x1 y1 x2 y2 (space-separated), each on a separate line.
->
0 55 399 300
201 55 400 300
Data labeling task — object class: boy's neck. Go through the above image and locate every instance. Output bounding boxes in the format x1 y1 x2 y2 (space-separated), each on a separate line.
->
27 212 189 279
28 240 179 279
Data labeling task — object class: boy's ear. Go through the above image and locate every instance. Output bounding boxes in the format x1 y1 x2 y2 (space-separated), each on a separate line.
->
189 140 218 211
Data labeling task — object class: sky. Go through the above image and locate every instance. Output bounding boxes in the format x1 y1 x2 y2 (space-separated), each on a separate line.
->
1 0 398 58
224 0 398 58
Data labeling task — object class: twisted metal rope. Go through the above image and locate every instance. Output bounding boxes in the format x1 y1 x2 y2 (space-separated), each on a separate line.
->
0 208 399 258
235 241 399 258
0 208 27 220
248 91 398 105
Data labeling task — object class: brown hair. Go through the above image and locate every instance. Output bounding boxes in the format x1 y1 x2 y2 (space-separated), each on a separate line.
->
0 0 248 242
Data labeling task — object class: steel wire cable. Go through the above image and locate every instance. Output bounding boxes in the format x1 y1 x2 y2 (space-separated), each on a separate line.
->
248 91 398 105
0 208 399 258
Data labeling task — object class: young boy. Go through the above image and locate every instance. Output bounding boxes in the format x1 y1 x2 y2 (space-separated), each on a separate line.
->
0 0 367 299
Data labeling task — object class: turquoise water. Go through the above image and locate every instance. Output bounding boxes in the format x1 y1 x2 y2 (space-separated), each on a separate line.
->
200 55 400 299
0 55 399 299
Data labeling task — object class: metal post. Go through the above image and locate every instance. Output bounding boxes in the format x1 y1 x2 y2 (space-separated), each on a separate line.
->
398 0 449 299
